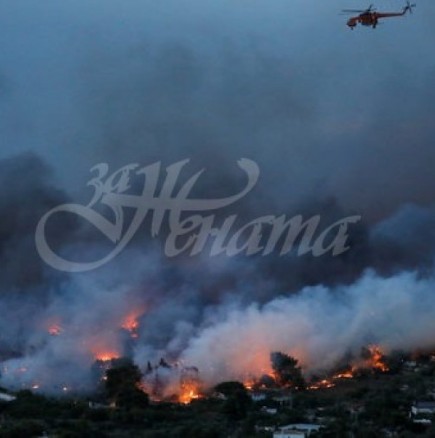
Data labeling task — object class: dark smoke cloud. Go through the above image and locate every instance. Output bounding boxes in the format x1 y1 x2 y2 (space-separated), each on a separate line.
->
0 152 73 291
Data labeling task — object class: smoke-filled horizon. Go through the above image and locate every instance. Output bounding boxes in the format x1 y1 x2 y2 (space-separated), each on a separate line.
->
1 0 435 394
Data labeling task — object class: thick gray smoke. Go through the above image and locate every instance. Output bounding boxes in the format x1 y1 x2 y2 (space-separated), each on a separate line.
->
180 270 435 386
1 0 435 394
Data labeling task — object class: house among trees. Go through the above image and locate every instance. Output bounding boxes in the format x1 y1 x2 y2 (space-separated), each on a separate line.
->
273 430 305 438
272 391 293 406
250 391 267 402
0 392 16 402
410 401 435 425
273 423 322 438
411 401 435 416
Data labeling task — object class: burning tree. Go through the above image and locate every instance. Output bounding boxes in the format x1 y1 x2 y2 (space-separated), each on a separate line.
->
362 345 389 372
179 366 201 404
270 352 306 389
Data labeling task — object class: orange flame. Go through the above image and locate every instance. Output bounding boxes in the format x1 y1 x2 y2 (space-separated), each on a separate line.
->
45 317 63 336
48 324 62 336
122 315 139 332
179 384 201 404
308 379 336 390
243 379 255 391
366 345 389 372
121 308 146 339
179 367 202 404
333 371 354 379
94 351 120 362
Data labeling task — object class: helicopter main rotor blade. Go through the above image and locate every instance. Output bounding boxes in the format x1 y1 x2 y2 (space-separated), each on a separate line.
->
341 7 376 13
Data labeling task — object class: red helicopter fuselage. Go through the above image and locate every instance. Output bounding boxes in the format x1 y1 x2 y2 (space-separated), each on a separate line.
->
346 5 413 29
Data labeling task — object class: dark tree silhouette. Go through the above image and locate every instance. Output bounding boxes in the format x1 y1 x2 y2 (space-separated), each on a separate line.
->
270 352 306 389
105 358 149 408
214 381 252 420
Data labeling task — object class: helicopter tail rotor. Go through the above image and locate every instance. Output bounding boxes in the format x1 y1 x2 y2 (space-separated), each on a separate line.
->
404 1 416 14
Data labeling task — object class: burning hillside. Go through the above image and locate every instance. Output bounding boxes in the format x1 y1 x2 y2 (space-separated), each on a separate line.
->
0 153 433 399
90 344 391 405
2 270 435 398
306 345 390 391
237 346 389 394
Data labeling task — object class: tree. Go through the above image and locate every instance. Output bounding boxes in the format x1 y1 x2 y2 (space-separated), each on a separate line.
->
214 381 246 398
270 352 306 389
214 381 252 420
105 357 149 409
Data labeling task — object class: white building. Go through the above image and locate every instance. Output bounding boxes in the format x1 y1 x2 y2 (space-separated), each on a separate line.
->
274 423 322 438
413 419 432 425
0 392 16 402
273 393 293 406
250 391 267 402
411 401 435 416
261 406 278 415
274 431 305 438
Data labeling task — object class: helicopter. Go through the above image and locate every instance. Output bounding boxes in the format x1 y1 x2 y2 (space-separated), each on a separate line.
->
342 1 415 29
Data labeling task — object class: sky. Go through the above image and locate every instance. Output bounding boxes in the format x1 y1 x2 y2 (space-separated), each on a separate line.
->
1 0 435 393
1 0 434 219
